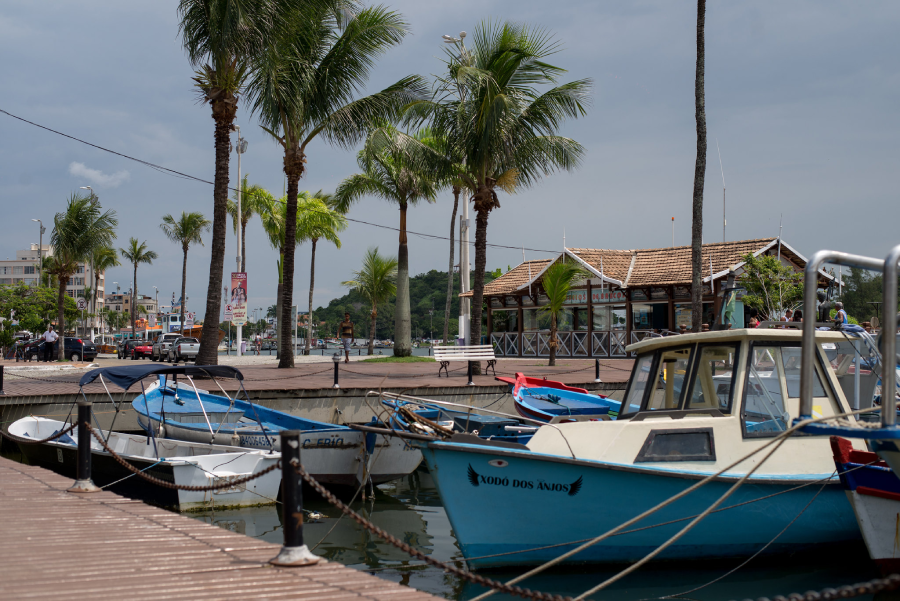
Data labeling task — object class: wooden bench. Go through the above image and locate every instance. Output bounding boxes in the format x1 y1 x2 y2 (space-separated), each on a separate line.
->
433 345 497 378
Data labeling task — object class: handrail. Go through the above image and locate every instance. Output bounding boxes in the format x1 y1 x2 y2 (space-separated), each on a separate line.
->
800 250 884 422
882 245 900 426
185 375 215 444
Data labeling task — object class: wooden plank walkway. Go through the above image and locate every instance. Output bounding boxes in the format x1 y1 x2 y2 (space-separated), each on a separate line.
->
0 456 439 601
0 359 633 398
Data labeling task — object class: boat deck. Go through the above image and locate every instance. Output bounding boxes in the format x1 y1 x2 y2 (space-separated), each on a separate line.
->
0 455 438 601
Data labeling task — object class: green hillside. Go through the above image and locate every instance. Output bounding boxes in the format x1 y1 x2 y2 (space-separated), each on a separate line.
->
314 269 499 341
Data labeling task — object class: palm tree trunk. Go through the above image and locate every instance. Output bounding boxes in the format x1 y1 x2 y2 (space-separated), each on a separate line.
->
181 245 188 338
369 308 376 355
549 312 557 367
280 151 304 368
394 201 411 357
131 264 138 341
57 277 66 361
304 239 318 355
197 98 235 365
691 0 707 334
444 187 460 344
469 205 490 375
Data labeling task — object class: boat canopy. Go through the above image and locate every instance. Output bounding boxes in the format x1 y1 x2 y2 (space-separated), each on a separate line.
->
80 364 243 390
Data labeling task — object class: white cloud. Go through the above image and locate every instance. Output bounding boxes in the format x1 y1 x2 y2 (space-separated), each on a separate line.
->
68 162 130 188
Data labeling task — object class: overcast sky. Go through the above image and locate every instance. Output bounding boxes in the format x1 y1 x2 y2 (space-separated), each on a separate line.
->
2 1 898 321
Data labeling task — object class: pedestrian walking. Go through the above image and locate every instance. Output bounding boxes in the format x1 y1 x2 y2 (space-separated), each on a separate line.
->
340 313 354 364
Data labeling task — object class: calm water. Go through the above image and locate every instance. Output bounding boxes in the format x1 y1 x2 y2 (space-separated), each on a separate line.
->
218 346 434 358
188 467 880 601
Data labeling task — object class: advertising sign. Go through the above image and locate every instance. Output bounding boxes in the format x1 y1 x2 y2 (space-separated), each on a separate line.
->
230 272 248 325
591 289 626 304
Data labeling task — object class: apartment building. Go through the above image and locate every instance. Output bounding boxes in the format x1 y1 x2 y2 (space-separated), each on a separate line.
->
104 293 158 319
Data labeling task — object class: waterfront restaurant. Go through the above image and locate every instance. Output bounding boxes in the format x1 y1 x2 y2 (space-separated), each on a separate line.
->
469 237 832 358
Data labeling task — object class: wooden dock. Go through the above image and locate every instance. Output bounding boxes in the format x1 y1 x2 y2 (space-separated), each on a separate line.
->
0 456 439 601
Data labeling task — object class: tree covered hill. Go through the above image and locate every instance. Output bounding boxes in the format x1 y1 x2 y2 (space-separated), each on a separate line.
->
314 269 499 341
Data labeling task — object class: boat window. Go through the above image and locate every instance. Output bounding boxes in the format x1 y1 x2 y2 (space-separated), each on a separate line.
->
780 347 826 398
684 344 739 412
742 346 789 436
645 347 692 411
621 354 655 417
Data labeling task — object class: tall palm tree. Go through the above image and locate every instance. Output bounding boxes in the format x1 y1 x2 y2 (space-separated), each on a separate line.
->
540 260 586 367
92 245 120 332
49 192 118 359
298 192 346 354
119 238 158 341
177 0 301 365
334 126 441 356
227 175 274 273
342 248 397 355
406 21 590 370
246 4 426 367
691 0 707 332
160 212 211 337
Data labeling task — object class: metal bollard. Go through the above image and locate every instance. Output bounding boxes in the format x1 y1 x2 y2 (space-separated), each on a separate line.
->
67 400 99 493
467 361 475 386
0 365 4 395
594 358 602 383
270 430 319 566
332 353 341 389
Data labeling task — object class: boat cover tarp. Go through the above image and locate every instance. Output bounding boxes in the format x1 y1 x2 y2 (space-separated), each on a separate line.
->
80 365 243 389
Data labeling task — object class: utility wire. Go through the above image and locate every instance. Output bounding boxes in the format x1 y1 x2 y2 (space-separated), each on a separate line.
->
1 107 559 254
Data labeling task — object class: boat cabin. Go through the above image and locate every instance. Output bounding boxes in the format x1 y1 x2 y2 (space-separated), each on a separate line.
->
526 328 866 476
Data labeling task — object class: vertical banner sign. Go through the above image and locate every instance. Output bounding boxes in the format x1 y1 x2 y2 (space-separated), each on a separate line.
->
230 272 248 325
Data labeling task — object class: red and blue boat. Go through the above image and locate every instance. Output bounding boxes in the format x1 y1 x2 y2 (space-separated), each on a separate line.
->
506 372 620 422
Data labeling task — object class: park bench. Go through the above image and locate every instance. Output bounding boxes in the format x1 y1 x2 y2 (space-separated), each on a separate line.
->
433 344 497 378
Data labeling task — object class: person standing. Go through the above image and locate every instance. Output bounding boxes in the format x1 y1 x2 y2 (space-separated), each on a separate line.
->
340 313 354 364
42 324 58 362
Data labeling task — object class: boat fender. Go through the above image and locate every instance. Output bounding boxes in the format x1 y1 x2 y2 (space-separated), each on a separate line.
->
231 432 240 446
157 424 166 438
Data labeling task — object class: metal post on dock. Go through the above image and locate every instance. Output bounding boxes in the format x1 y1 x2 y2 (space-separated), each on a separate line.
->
594 359 602 383
67 399 99 493
270 430 319 567
467 361 474 386
332 353 341 389
0 365 5 395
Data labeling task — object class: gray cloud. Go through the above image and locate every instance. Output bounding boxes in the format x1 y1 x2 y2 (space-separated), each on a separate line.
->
68 162 130 188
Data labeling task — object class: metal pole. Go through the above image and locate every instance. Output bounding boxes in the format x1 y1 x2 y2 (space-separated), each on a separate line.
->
235 126 243 358
333 355 340 389
882 244 900 427
68 399 99 493
467 361 474 386
853 339 861 411
270 430 319 566
0 365 5 395
595 358 601 383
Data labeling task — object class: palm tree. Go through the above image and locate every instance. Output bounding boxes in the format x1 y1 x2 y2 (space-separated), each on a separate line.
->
227 176 274 273
334 126 441 356
540 260 587 366
92 246 120 332
48 192 118 359
119 238 158 341
246 4 426 367
177 0 299 365
406 21 590 370
342 248 398 355
296 192 347 354
160 212 211 338
691 0 707 332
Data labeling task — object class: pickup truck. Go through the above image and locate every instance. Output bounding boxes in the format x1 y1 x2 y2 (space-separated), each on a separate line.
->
167 337 200 363
151 333 183 361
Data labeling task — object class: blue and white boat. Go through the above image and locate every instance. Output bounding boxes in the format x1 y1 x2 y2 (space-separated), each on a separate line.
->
416 327 868 569
124 364 422 487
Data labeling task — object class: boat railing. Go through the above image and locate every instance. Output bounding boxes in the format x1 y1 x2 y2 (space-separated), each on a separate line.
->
800 246 898 428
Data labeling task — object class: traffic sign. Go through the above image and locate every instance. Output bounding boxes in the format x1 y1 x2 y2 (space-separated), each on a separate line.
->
185 312 195 328
76 298 88 311
224 304 233 320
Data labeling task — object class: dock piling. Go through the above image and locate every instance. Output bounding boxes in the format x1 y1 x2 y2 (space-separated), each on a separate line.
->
67 399 99 493
270 430 319 567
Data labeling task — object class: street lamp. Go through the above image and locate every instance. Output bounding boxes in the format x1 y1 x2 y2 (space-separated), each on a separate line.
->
231 124 248 356
152 286 159 328
31 219 45 284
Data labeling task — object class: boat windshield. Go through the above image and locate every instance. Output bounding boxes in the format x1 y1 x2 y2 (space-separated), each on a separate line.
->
621 354 655 417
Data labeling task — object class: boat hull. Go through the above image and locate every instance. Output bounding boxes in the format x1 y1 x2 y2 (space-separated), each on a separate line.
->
137 413 422 487
420 442 860 569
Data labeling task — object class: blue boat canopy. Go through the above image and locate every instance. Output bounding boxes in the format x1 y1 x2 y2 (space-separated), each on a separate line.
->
80 364 243 390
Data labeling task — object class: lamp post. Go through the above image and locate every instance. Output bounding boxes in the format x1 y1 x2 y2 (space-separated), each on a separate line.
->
232 125 248 356
31 219 45 285
443 31 470 346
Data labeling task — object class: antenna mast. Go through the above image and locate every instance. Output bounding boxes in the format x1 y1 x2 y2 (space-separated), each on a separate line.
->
716 138 726 242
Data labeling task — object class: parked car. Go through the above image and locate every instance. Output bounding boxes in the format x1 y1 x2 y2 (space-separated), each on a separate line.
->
119 340 140 359
132 342 153 360
151 333 182 361
167 337 200 363
24 337 97 362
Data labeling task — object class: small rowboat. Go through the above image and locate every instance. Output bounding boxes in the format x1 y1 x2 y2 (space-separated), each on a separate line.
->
381 397 536 444
511 373 620 422
495 372 589 395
